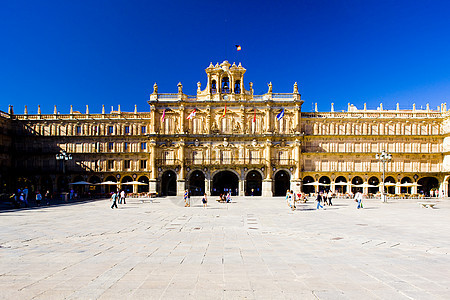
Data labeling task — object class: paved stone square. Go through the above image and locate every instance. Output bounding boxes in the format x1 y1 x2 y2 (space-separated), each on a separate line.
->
1 196 449 299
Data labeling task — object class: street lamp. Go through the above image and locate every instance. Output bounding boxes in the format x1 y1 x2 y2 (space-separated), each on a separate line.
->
56 150 72 174
375 150 392 203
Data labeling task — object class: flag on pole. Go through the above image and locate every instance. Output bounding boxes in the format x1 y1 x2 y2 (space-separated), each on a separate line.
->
223 103 227 117
161 109 166 123
235 45 242 51
276 108 285 121
186 108 196 120
252 108 256 123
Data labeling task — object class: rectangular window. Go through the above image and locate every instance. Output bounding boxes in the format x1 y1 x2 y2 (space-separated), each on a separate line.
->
108 126 114 134
76 126 81 135
124 142 128 151
140 160 147 169
124 160 131 169
93 126 98 134
125 126 130 134
108 142 114 151
141 126 146 134
141 142 147 151
108 160 114 170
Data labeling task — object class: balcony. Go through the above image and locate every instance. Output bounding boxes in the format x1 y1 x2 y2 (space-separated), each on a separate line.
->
184 158 269 166
271 159 297 166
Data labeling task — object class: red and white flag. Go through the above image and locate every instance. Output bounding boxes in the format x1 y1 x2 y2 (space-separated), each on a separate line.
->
160 109 166 123
252 108 256 123
222 103 227 117
186 109 196 120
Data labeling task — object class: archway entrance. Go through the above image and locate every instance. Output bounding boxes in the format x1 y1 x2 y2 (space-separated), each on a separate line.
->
161 171 177 196
212 171 239 196
89 176 101 194
417 177 439 197
41 176 53 194
246 170 262 196
385 176 396 194
351 176 363 193
137 176 149 193
318 176 331 193
302 176 315 195
274 170 290 196
121 176 133 193
189 170 205 196
368 176 379 195
334 176 347 194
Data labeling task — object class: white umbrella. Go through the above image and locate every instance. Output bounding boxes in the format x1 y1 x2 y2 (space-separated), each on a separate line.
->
122 181 146 185
99 181 119 185
69 181 94 185
353 183 378 188
333 182 349 185
400 182 421 187
303 182 330 186
379 182 396 187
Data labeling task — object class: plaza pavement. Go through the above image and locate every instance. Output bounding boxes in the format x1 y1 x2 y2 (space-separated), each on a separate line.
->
0 195 449 300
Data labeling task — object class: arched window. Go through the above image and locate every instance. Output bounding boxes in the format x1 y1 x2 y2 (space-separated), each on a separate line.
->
211 80 217 94
234 80 241 94
221 77 230 94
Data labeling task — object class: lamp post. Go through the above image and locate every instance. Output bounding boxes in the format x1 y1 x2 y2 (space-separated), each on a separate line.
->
56 150 72 174
375 150 392 203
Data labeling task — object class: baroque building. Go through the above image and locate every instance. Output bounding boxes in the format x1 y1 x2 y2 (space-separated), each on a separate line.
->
0 60 449 197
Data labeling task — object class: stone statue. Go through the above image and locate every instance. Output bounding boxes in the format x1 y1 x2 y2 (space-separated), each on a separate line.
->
197 81 201 93
177 82 183 94
268 82 272 93
153 82 158 94
293 82 298 94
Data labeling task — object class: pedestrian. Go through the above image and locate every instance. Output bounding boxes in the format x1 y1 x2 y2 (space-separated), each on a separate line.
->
328 192 333 206
184 190 189 207
202 193 207 208
36 191 42 207
120 190 126 204
45 190 51 205
69 188 74 200
226 191 231 203
290 190 296 210
111 191 118 209
23 187 29 203
316 192 324 209
354 191 363 209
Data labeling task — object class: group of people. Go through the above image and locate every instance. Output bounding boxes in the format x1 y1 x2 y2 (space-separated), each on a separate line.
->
315 191 334 209
110 190 127 209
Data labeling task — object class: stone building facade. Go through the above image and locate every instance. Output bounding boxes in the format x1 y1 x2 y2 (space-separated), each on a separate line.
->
1 61 449 197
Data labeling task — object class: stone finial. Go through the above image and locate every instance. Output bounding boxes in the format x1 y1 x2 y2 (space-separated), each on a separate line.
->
426 103 430 111
249 82 254 94
134 104 137 114
348 103 351 111
38 105 41 114
102 105 105 114
331 103 334 112
86 105 89 114
444 103 447 112
153 82 158 94
197 81 201 93
238 62 242 67
111 106 114 113
177 82 183 94
293 82 298 94
8 105 13 115
118 105 121 113
54 105 57 114
315 103 318 112
268 82 272 93
24 105 28 115
70 105 73 114
413 103 416 111
396 103 399 110
364 103 367 111
380 103 383 110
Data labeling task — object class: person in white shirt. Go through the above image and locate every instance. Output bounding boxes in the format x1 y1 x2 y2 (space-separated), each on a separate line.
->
354 191 363 209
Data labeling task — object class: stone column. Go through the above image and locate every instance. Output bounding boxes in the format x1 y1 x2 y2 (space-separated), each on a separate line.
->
262 139 273 197
149 139 157 194
177 139 186 197
205 178 211 196
239 179 245 196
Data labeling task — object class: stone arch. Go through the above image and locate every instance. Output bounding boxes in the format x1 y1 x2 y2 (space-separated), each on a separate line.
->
401 176 412 194
189 170 205 196
245 170 262 196
212 170 239 196
334 176 347 194
137 176 149 193
318 176 331 193
368 176 379 195
352 176 363 193
274 170 291 196
161 170 177 196
417 177 439 197
302 175 315 194
385 176 396 194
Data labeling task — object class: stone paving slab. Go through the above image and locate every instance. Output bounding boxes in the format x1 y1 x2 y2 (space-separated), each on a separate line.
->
1 196 450 299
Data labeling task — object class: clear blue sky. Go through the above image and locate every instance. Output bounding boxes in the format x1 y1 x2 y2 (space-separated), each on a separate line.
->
1 0 450 114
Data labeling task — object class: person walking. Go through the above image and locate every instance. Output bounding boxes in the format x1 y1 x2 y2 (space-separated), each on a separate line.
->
45 190 51 205
226 191 231 203
23 187 29 204
316 192 324 210
202 193 207 208
120 190 126 204
111 191 118 209
355 191 363 209
184 190 189 207
35 191 42 207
